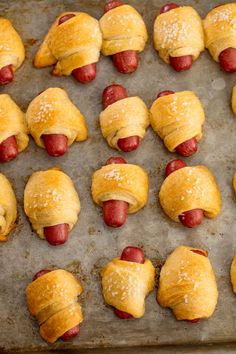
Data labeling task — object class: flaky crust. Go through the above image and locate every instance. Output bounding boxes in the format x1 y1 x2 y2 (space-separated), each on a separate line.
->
99 4 148 56
0 174 17 241
159 166 221 222
232 85 236 115
26 88 88 149
101 258 155 318
24 168 80 238
92 164 148 213
26 269 83 343
153 6 204 64
230 255 236 294
34 12 102 75
150 91 205 152
0 17 25 70
204 3 236 62
0 94 29 152
157 246 218 320
100 97 149 150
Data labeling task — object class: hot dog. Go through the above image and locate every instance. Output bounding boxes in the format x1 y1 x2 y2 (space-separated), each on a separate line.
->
0 135 18 162
165 159 204 228
219 47 236 73
44 223 69 246
104 1 139 74
58 14 97 83
160 4 193 71
103 156 129 227
157 90 198 156
114 246 145 319
33 268 80 339
42 134 68 157
103 84 140 152
0 64 14 85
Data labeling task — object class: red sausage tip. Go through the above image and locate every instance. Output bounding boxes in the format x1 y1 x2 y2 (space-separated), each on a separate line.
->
191 249 207 257
113 308 133 319
33 269 52 281
72 63 96 84
103 200 128 228
169 55 193 72
0 64 14 85
178 209 203 228
44 224 69 246
103 84 128 109
176 137 198 157
60 325 80 341
120 246 145 264
160 3 179 14
106 156 127 165
219 47 236 73
112 50 139 74
117 136 140 152
157 90 175 98
58 14 76 25
165 159 187 177
0 135 18 163
42 134 68 157
104 0 123 13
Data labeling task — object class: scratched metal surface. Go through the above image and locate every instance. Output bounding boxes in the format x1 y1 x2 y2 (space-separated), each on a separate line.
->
0 0 236 352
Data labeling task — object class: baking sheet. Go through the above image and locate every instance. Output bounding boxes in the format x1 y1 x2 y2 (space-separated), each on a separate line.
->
0 0 236 352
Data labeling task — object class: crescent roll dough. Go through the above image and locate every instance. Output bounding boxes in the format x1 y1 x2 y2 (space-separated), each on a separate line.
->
159 166 221 222
0 173 17 241
150 91 205 152
92 163 148 213
101 257 155 318
24 168 80 238
204 4 236 62
0 94 29 152
99 4 148 56
230 255 236 294
34 12 102 75
153 6 204 64
100 97 149 150
157 246 218 321
0 17 25 70
231 85 236 115
26 88 88 149
26 269 83 343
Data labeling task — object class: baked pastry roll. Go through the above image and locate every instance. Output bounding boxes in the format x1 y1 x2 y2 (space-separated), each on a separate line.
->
153 5 204 71
26 269 83 343
24 168 80 245
150 91 205 156
157 246 218 321
0 173 17 241
92 157 148 227
26 88 88 157
100 95 149 151
34 12 102 83
101 247 155 318
159 164 221 226
0 94 29 162
204 4 236 72
99 2 148 73
230 255 236 294
232 85 236 115
0 17 25 84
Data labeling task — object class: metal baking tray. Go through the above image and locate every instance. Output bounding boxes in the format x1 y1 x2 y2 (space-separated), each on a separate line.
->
0 0 236 352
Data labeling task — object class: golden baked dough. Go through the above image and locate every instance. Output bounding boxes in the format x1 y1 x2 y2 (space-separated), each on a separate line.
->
157 246 218 321
153 6 204 64
0 173 17 241
24 168 80 238
26 269 83 343
92 163 148 213
232 85 236 115
34 12 102 76
0 17 25 70
230 255 236 293
0 94 29 152
99 4 148 56
159 166 221 222
150 91 205 152
26 88 88 149
101 257 155 318
204 3 236 62
100 97 150 150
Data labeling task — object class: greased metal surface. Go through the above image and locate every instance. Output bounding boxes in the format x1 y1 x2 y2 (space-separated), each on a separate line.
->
0 0 235 351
